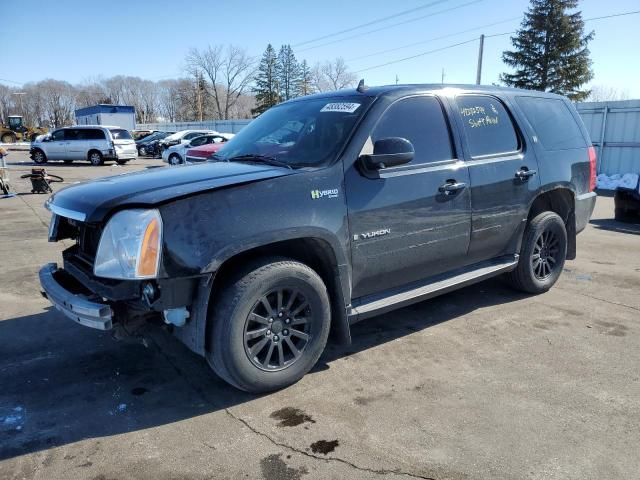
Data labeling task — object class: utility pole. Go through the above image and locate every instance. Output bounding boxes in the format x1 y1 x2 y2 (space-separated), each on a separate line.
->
196 72 203 122
441 68 446 84
476 34 485 85
395 74 399 85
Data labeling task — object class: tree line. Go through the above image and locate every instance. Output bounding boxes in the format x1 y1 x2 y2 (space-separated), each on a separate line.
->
0 43 359 128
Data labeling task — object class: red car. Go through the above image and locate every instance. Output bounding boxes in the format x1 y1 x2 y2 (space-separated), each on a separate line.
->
184 136 229 164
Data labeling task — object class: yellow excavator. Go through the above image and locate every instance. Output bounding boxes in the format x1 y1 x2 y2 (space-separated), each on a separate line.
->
0 116 47 143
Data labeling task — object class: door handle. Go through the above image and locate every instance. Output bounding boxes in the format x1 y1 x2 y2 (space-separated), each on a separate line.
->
438 181 467 195
515 168 537 180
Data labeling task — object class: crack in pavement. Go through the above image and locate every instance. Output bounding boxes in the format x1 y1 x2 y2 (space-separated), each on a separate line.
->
148 334 436 479
224 408 436 480
557 287 640 312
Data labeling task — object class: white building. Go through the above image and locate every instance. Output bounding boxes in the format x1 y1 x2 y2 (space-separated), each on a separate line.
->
75 104 136 131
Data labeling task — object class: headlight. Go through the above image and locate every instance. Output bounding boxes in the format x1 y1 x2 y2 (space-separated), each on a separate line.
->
94 209 162 279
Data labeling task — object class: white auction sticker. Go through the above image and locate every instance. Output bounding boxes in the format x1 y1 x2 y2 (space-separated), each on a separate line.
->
320 102 361 113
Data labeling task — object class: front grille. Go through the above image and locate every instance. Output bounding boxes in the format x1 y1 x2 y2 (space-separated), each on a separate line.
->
78 224 102 262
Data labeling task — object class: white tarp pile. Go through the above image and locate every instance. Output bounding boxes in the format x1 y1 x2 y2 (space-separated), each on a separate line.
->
596 173 639 191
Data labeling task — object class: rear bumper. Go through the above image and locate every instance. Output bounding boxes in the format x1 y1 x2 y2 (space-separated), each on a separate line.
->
575 192 597 233
39 262 113 330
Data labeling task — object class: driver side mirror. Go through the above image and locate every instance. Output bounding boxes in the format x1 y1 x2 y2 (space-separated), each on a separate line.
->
360 137 414 170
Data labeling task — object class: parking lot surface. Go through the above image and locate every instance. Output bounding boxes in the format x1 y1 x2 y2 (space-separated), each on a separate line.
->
1 151 639 480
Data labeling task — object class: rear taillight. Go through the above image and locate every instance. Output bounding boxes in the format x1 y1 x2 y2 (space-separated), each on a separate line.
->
588 146 597 192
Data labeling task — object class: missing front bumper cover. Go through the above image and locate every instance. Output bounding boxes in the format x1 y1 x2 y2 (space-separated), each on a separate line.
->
39 262 113 330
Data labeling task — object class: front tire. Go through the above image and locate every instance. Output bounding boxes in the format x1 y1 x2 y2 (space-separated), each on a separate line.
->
168 154 181 166
115 159 129 165
139 146 147 156
508 211 567 294
207 258 331 393
88 151 103 166
63 160 73 164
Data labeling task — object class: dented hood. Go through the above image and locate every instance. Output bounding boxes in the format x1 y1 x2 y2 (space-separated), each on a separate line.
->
47 162 295 223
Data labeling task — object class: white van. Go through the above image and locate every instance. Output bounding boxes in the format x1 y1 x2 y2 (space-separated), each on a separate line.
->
30 125 138 166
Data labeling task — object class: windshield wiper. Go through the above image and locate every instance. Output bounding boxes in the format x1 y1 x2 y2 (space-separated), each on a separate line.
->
227 154 293 170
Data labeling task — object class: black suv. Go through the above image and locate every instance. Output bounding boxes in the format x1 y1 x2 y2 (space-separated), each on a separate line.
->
40 84 597 392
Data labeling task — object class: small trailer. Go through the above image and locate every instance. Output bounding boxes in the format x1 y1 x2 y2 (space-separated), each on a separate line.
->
75 104 136 131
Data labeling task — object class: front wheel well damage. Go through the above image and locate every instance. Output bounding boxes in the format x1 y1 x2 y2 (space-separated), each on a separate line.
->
204 238 351 353
528 188 576 260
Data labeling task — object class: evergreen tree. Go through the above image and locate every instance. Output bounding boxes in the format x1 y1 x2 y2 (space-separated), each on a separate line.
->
252 44 280 117
501 0 594 101
276 45 300 102
297 60 313 97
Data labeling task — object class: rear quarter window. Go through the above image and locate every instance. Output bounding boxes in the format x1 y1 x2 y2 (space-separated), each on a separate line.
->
515 96 586 151
457 95 519 157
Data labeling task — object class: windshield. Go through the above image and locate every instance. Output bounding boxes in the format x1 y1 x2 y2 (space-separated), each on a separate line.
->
212 96 372 168
110 129 133 140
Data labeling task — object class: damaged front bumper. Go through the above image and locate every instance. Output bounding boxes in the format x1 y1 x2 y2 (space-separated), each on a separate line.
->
39 262 113 330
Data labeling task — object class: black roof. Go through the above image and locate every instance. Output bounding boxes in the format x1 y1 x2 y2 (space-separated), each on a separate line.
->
287 84 565 103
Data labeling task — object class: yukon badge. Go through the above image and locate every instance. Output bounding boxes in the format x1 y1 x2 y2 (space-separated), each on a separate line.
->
354 228 391 241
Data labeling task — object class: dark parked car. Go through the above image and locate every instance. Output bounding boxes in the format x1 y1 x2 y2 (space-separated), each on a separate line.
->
136 131 174 156
40 84 596 393
614 176 640 222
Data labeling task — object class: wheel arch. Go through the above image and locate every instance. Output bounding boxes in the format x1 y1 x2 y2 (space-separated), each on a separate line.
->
526 187 576 259
195 237 352 356
87 149 102 160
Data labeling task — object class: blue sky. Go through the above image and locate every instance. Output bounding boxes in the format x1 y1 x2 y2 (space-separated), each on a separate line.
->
3 0 640 96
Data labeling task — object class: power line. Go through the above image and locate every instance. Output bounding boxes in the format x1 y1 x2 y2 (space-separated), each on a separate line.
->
584 10 640 22
299 0 483 53
293 0 449 47
355 9 640 74
347 16 521 62
0 78 24 86
355 38 480 73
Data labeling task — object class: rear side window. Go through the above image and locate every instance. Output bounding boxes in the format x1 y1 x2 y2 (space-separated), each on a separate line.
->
64 129 79 141
372 96 454 166
516 97 586 151
109 129 132 140
77 129 106 140
457 95 519 157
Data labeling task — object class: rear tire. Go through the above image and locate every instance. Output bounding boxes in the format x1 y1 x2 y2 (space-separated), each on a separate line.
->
32 149 47 164
88 150 103 166
508 211 567 294
115 159 129 165
139 146 147 156
63 160 73 164
207 258 331 393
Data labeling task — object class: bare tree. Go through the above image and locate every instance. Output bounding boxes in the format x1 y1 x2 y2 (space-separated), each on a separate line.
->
0 84 15 124
587 85 630 102
311 58 358 93
186 45 256 119
322 58 358 91
35 79 77 127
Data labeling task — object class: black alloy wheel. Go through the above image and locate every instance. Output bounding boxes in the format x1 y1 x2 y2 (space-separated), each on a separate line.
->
243 288 312 371
531 229 560 280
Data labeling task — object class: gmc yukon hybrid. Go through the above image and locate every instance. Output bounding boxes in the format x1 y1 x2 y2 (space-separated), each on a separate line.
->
40 85 597 392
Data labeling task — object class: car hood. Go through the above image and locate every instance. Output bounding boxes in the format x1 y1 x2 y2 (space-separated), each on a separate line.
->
47 162 296 223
